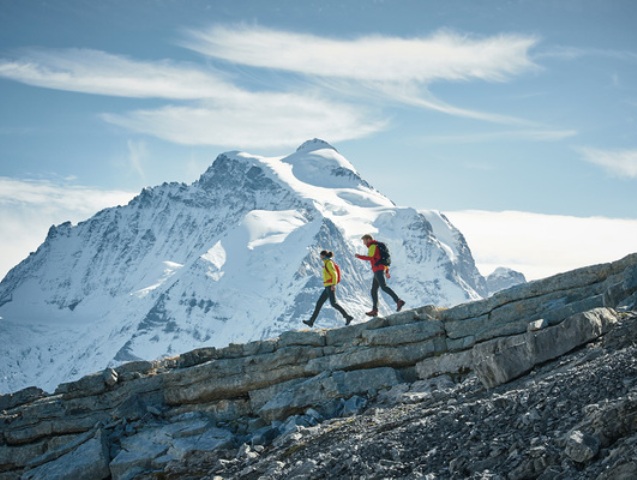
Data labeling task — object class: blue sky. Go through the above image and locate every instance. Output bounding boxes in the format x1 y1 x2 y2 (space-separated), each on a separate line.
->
1 0 637 281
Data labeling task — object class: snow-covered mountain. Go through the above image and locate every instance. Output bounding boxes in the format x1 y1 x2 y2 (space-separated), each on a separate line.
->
0 139 487 393
486 267 527 295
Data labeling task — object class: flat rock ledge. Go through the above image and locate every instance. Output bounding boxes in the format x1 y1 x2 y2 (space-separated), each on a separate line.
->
1 253 636 479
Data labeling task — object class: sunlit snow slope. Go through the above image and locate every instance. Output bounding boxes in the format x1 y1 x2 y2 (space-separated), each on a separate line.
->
0 139 486 393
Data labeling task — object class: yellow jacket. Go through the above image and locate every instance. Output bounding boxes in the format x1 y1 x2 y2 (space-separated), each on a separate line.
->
322 258 339 286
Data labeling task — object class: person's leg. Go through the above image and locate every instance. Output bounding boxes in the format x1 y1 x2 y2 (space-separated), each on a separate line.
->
366 275 380 316
371 276 380 310
328 288 352 322
305 288 329 326
374 270 401 304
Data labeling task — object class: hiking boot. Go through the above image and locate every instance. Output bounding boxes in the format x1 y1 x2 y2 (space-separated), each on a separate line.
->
345 315 354 325
302 319 314 327
396 300 405 312
365 309 378 317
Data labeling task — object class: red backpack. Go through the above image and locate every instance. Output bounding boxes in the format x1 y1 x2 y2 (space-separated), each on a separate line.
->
333 261 342 284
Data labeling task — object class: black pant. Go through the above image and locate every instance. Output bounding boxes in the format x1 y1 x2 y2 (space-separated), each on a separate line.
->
310 287 351 323
371 270 400 309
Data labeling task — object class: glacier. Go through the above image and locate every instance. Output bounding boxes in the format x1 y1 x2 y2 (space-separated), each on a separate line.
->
0 139 489 393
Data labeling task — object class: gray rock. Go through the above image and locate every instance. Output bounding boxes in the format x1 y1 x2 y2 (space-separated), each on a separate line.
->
103 368 118 387
248 377 308 412
472 308 619 388
338 395 367 416
54 372 108 399
0 387 46 412
416 349 473 379
109 418 232 479
361 320 444 346
25 429 97 469
21 430 109 480
0 442 46 472
250 425 280 447
278 330 325 348
305 337 445 374
564 430 600 463
167 427 234 459
109 442 168 480
258 368 399 422
527 318 548 331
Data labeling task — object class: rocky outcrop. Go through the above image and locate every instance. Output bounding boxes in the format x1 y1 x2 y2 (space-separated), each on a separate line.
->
472 307 618 388
222 314 637 479
1 253 636 479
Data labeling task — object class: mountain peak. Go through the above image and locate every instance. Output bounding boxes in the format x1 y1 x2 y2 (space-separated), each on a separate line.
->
0 140 488 394
486 267 527 295
195 152 268 191
296 138 337 153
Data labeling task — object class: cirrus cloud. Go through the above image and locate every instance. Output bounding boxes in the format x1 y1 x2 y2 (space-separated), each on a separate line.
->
0 48 235 99
0 25 544 148
578 147 637 178
182 25 539 84
101 92 387 148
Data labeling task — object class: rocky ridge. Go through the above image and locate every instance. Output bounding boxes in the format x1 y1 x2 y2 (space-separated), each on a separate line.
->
1 252 636 479
218 310 637 480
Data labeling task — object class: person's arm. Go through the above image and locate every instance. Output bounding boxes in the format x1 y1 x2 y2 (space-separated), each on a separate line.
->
355 244 376 262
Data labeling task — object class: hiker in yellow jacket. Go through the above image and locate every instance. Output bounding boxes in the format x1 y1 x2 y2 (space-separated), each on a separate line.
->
303 250 353 328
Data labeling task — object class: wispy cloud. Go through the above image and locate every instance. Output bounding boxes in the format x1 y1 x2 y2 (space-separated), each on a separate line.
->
182 25 541 124
367 82 533 124
0 47 387 147
182 26 539 83
445 210 637 280
536 46 637 62
578 147 637 178
0 26 546 147
0 48 234 99
127 140 149 181
420 129 577 144
0 177 136 280
102 94 387 148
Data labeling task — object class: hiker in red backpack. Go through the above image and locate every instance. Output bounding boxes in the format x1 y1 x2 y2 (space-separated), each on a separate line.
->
303 250 354 328
355 234 405 317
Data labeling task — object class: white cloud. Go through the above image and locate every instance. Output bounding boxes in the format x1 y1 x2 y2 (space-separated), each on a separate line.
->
445 210 637 281
102 95 387 148
127 139 149 181
536 46 637 62
0 48 234 99
0 178 135 280
0 27 547 147
183 26 539 83
0 47 387 146
578 147 637 178
368 82 532 124
182 25 541 125
420 129 577 144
